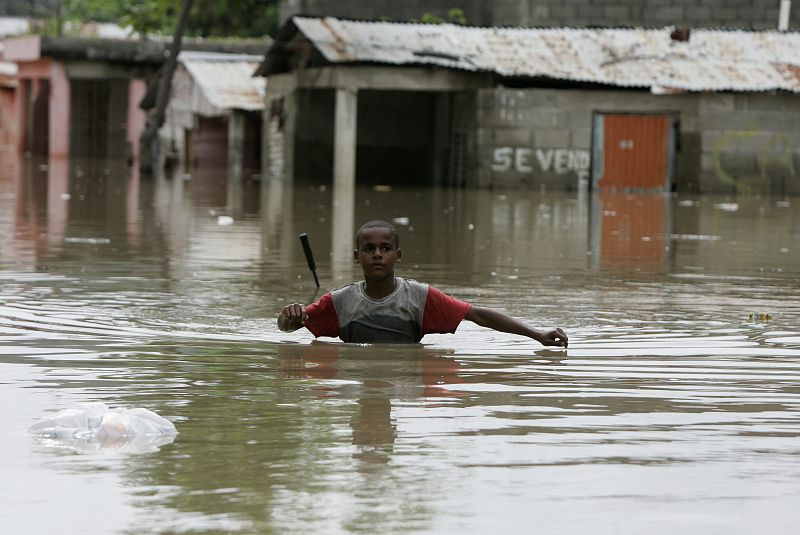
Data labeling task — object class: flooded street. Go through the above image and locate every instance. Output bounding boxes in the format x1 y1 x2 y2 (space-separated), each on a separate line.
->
1 160 800 534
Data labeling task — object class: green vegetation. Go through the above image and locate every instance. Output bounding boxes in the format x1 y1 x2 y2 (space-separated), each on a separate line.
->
29 0 280 37
418 8 468 25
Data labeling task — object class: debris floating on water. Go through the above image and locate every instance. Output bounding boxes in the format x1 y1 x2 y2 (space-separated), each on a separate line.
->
392 217 410 226
64 237 111 244
748 312 773 322
217 216 234 226
670 234 722 241
28 402 178 454
714 203 739 212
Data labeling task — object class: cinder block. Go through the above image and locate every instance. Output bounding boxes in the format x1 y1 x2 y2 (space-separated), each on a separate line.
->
528 90 558 107
578 5 604 18
698 94 735 112
654 6 684 20
551 5 578 18
531 5 551 20
564 110 591 129
533 128 571 148
718 151 759 176
571 128 592 148
743 94 787 112
604 6 630 19
716 7 738 21
488 127 534 146
686 6 712 19
529 109 563 128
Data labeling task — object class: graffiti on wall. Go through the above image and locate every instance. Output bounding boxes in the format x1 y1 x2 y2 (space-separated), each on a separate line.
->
712 130 797 193
491 146 590 181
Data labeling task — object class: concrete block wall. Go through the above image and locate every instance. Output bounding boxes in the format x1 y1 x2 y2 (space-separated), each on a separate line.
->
279 0 486 25
491 0 800 30
281 0 800 30
474 87 699 190
473 87 800 194
697 93 800 195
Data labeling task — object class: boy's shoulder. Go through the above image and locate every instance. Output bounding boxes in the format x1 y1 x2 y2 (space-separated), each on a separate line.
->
329 281 363 296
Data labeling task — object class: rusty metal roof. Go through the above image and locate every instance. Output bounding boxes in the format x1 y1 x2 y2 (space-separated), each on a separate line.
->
287 17 800 93
178 51 265 111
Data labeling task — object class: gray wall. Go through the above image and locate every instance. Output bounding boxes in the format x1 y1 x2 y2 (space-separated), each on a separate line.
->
281 0 800 30
474 88 800 194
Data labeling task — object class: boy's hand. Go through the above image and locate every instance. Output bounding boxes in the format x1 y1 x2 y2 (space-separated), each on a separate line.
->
278 303 307 332
537 327 568 348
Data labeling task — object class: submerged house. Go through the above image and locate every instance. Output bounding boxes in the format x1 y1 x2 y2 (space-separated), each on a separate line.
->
1 35 160 162
1 35 266 166
256 17 800 194
160 51 265 183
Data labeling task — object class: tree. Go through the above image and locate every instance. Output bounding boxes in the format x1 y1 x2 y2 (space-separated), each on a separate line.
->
30 0 280 38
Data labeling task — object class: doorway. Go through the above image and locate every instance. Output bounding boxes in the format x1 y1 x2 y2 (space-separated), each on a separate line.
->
591 112 678 190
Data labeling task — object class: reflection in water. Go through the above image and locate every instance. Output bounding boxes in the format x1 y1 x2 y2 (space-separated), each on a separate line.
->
1 159 799 534
591 191 668 271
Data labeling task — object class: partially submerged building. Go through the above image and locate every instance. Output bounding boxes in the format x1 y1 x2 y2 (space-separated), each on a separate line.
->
2 35 164 162
256 17 800 194
1 35 267 164
161 51 265 181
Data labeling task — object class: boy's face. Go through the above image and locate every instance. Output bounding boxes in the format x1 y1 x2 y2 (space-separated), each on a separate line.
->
354 227 401 281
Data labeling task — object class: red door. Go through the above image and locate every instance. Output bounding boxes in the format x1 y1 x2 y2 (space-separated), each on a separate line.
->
593 113 674 190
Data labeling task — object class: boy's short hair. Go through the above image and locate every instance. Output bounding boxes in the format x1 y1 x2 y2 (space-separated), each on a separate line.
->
355 220 400 247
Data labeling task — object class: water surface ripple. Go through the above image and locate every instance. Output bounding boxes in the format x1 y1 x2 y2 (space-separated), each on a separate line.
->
1 170 799 534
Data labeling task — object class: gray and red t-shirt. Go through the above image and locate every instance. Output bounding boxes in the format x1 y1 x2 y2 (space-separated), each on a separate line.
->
304 278 471 343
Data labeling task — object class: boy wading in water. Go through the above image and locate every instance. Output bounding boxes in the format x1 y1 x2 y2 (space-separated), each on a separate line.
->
278 220 568 347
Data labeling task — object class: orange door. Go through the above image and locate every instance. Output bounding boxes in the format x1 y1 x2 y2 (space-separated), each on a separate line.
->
594 114 673 190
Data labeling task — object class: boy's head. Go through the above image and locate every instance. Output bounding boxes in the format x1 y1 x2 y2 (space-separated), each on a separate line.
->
354 220 401 281
355 220 399 248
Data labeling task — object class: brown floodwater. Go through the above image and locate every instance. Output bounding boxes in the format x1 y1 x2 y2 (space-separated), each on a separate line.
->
1 156 799 534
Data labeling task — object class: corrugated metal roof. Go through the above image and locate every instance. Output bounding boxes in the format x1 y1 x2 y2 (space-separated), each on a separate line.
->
290 17 800 93
178 51 265 111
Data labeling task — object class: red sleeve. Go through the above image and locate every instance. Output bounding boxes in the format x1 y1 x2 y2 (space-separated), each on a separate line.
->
304 292 340 338
421 286 472 335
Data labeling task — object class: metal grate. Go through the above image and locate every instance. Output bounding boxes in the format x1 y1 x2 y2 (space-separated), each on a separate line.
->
448 129 468 187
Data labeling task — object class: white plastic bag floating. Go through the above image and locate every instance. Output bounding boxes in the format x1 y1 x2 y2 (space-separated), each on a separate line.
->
28 402 178 453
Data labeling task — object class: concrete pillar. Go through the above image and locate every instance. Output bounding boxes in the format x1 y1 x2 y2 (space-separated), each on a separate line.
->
14 79 28 154
333 87 357 195
331 87 358 280
227 111 245 214
126 80 148 164
261 75 297 184
48 61 70 159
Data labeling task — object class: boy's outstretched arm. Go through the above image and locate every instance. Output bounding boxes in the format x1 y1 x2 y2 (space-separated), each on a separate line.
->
278 303 307 332
464 306 568 347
